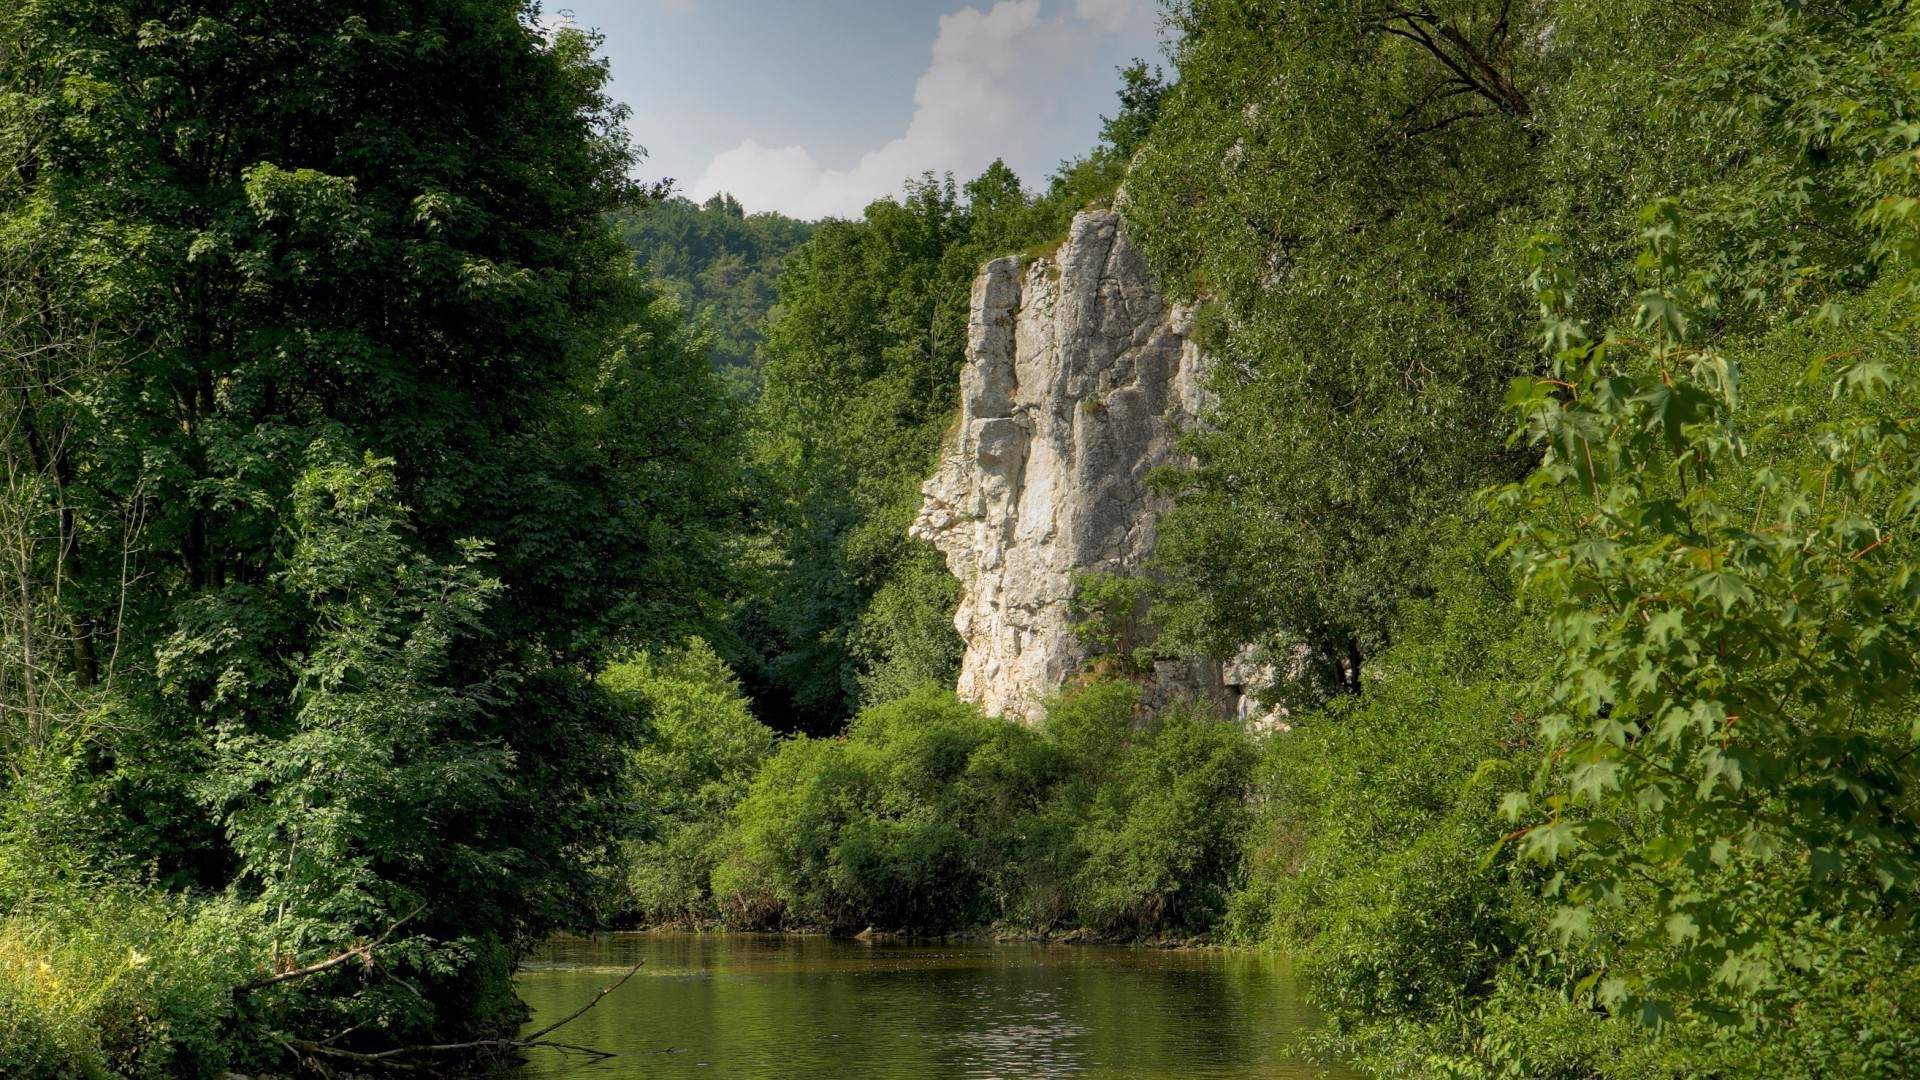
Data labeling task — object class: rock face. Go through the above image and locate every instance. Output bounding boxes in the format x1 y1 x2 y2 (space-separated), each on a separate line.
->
910 210 1244 721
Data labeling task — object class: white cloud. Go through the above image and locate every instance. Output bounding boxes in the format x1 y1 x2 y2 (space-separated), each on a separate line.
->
1074 0 1144 32
688 0 1151 220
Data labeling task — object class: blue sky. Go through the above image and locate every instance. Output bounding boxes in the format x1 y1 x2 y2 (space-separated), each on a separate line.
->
549 0 1166 219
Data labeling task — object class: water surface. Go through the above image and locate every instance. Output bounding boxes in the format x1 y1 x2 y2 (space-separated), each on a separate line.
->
516 932 1361 1079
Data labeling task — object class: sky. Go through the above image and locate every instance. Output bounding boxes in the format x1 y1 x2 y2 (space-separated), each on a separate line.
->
548 0 1166 220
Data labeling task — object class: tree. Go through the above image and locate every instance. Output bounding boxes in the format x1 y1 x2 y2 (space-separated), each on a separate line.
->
0 0 738 1054
742 175 976 729
1503 0 1920 1033
1126 0 1739 702
1100 60 1167 162
611 193 816 398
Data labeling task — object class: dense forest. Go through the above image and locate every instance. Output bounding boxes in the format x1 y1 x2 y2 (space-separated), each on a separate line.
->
3 0 1919 1078
611 193 814 398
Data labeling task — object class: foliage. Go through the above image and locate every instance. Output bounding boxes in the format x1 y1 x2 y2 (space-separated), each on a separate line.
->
1188 4 1920 1076
1220 517 1555 1068
1099 60 1168 163
713 687 1053 931
1498 0 1920 1039
0 0 740 1065
0 893 262 1080
0 745 268 1077
193 449 534 1042
1067 570 1158 673
704 681 1253 938
737 176 979 729
1068 700 1255 934
1126 0 1736 702
611 193 816 397
602 639 775 924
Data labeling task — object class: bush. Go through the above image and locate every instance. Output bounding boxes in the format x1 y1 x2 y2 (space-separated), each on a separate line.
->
713 687 1051 931
604 639 777 924
1216 516 1565 1073
0 748 268 1078
0 894 262 1080
1057 693 1255 935
705 681 1257 938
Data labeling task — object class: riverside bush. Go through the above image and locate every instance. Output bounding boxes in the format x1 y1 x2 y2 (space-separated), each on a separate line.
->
711 687 1053 931
1 752 266 1078
703 682 1254 937
0 894 261 1080
1057 688 1255 935
1219 518 1558 1064
1225 312 1920 1078
604 639 777 924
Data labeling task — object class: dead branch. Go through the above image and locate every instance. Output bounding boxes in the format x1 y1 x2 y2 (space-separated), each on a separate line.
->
283 960 645 1070
238 907 422 992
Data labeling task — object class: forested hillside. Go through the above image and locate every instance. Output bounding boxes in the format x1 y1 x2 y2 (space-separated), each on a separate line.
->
4 0 1920 1077
1118 1 1920 1074
611 193 815 397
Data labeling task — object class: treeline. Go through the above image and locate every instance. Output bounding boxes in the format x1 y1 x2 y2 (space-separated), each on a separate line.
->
611 193 814 397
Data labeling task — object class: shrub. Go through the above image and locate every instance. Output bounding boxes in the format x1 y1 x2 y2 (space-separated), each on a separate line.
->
1069 703 1255 934
707 681 1258 938
604 639 777 924
0 894 262 1080
0 748 267 1077
713 687 1052 931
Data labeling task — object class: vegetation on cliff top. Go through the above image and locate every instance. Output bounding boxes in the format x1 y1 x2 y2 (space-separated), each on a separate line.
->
611 193 816 398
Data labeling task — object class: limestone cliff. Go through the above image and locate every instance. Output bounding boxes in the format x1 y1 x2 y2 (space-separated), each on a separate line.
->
911 210 1266 722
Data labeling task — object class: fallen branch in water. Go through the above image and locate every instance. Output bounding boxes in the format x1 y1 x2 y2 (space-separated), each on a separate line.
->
283 959 645 1070
517 960 646 1044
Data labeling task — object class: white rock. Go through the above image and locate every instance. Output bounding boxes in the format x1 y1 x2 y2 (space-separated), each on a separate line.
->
912 211 1267 722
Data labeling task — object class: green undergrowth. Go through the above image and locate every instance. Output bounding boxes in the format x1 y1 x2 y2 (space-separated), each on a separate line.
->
0 753 268 1079
0 894 262 1080
1215 298 1920 1080
610 652 1255 939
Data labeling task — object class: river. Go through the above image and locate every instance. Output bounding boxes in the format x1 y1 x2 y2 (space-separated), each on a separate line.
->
515 932 1362 1078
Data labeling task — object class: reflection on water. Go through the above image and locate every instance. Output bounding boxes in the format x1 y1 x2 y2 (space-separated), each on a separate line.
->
515 932 1362 1079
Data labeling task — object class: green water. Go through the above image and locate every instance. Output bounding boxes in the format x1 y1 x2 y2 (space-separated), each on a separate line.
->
515 932 1362 1079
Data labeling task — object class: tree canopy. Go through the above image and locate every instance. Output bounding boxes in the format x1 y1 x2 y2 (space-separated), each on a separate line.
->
612 192 816 398
0 0 737 1059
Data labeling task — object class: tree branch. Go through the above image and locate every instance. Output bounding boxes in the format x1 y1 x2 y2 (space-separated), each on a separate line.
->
522 960 645 1043
288 960 645 1068
1397 108 1498 142
1381 8 1533 123
238 906 422 992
